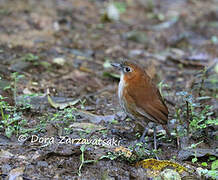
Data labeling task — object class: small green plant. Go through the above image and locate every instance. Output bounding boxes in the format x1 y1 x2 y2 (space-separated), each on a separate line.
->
132 143 152 161
189 104 217 132
20 53 40 66
186 141 203 164
48 107 77 135
158 81 169 96
113 2 126 13
100 151 120 161
175 91 217 136
21 53 39 62
199 159 218 179
0 74 31 137
110 119 118 124
50 107 77 123
77 145 97 176
33 117 48 134
80 99 86 110
211 36 218 45
174 66 218 137
99 129 108 135
0 95 8 121
0 95 27 137
9 72 24 106
201 162 208 167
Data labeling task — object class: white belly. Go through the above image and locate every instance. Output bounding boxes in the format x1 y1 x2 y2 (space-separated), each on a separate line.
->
118 74 126 110
118 74 136 120
118 74 124 100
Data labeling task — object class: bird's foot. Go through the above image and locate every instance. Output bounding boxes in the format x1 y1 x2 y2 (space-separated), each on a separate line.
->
138 127 148 143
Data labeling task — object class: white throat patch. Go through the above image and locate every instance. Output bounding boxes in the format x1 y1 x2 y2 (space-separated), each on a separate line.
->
118 73 125 101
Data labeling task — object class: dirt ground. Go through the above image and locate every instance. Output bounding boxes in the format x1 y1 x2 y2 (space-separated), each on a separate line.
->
0 0 217 179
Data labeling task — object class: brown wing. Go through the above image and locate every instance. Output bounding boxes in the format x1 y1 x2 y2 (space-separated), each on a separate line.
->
141 98 168 124
126 76 168 125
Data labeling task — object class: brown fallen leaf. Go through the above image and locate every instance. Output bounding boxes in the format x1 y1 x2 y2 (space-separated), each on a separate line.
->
114 146 132 158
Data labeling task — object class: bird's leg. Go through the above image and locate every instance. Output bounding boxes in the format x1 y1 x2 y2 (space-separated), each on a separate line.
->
153 124 157 150
162 124 171 138
139 127 148 143
153 124 160 160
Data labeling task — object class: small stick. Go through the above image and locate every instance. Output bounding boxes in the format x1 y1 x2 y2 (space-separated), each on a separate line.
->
186 101 191 136
198 68 206 97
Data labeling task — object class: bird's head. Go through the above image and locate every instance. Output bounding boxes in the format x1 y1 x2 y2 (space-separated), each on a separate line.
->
111 60 145 81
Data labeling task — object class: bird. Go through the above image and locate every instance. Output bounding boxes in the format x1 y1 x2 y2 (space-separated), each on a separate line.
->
111 60 170 150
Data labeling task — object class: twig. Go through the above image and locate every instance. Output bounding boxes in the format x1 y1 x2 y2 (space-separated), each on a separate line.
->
186 101 191 136
175 107 181 149
198 67 207 97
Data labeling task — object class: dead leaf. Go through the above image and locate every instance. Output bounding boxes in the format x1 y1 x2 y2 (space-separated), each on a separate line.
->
47 89 80 109
0 149 14 158
79 66 94 73
114 146 132 158
103 72 120 79
69 122 105 132
22 88 33 95
8 166 25 180
136 158 187 173
77 110 116 124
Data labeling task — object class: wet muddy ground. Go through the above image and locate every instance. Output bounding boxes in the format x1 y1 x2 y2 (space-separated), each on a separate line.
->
0 0 217 179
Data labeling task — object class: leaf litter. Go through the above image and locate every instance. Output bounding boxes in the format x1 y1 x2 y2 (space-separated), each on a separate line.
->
0 0 218 179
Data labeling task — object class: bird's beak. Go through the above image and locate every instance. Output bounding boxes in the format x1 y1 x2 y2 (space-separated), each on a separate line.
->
111 62 122 70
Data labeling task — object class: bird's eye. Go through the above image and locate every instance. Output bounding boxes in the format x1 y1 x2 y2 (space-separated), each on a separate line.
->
124 67 131 72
